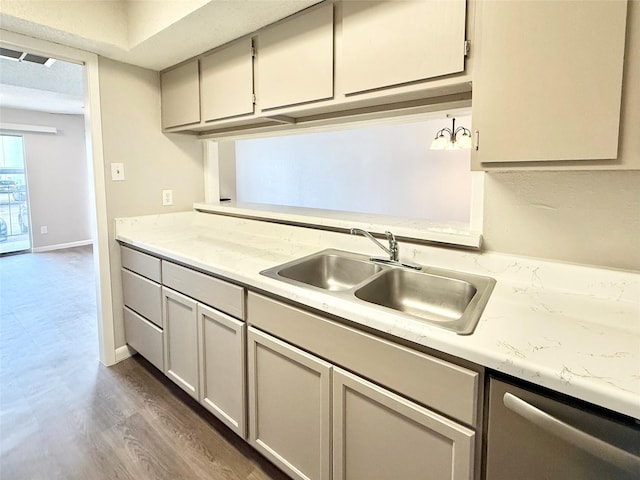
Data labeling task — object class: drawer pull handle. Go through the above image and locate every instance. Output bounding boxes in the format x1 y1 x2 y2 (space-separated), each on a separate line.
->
503 392 640 473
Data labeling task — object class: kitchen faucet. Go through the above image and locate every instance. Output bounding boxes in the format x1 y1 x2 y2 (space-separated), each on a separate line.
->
350 228 421 270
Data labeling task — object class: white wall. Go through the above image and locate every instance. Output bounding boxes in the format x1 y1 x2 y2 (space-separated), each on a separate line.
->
98 57 204 348
479 4 640 271
0 107 91 249
126 0 210 46
483 170 640 271
235 116 473 224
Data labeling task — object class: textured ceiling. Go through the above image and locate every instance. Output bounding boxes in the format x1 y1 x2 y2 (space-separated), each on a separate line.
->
0 0 323 70
0 0 322 115
0 56 83 95
0 56 84 115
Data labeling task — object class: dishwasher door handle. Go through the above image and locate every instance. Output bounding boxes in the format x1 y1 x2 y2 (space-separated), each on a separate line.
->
503 392 640 474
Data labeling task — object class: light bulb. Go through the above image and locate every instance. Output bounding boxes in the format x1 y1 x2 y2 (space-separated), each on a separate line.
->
456 132 473 149
430 135 448 150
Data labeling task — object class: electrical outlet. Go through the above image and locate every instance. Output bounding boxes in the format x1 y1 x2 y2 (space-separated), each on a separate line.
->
162 189 173 206
40 226 48 234
111 163 125 181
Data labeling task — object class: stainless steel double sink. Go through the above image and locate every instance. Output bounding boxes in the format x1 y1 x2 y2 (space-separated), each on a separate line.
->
260 249 496 335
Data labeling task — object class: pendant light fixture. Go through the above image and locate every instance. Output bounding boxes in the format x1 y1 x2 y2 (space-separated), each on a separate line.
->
430 117 472 150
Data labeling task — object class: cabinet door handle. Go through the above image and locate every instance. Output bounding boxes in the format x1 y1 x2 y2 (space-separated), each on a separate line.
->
503 392 640 474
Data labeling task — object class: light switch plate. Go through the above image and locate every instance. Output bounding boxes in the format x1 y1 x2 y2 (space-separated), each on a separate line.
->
162 189 173 206
111 163 125 181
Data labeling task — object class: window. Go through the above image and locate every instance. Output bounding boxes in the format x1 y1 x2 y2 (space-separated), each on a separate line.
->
0 134 30 253
213 114 483 247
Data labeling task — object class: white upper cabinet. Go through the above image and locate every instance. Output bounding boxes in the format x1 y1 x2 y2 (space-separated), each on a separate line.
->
258 3 334 110
201 37 255 122
160 59 200 129
472 0 628 164
341 0 467 94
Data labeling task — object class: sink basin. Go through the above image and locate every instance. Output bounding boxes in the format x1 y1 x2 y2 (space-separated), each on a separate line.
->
267 251 383 291
260 249 495 335
354 268 492 333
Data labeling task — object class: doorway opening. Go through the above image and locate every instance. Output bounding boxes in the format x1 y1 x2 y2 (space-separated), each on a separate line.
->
0 48 89 255
0 32 116 366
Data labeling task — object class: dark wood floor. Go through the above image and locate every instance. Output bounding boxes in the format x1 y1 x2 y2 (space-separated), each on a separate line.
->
0 246 289 480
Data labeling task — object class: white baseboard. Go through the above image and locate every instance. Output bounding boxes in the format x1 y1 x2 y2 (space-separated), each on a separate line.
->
32 239 93 253
115 345 135 363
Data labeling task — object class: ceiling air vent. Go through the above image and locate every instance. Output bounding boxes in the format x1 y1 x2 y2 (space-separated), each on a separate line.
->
0 47 56 67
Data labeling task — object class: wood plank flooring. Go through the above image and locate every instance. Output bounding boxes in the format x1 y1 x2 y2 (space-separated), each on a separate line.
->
0 246 289 480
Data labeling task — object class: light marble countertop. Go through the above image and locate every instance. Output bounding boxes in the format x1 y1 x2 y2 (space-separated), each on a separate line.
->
115 211 640 420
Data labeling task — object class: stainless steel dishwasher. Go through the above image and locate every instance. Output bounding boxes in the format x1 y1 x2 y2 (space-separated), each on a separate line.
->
485 376 640 480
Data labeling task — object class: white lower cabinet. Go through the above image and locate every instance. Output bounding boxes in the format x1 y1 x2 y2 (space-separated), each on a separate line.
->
163 287 199 399
121 247 164 370
121 269 162 327
122 248 477 479
123 306 164 371
198 303 246 438
162 287 248 436
247 327 332 480
248 327 475 480
333 367 475 480
121 247 248 440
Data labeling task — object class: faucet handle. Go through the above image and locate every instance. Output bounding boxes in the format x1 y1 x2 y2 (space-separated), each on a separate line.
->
384 231 399 261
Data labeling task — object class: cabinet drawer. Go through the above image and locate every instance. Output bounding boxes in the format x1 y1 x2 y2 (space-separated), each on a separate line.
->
248 292 480 426
121 269 162 327
124 307 164 371
121 246 161 283
162 261 245 320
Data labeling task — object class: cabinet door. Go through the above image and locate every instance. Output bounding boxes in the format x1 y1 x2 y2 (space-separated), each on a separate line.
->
472 0 627 164
160 59 200 129
198 303 246 438
333 368 475 480
247 327 331 480
162 287 199 399
258 3 334 110
201 37 254 122
341 0 466 94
